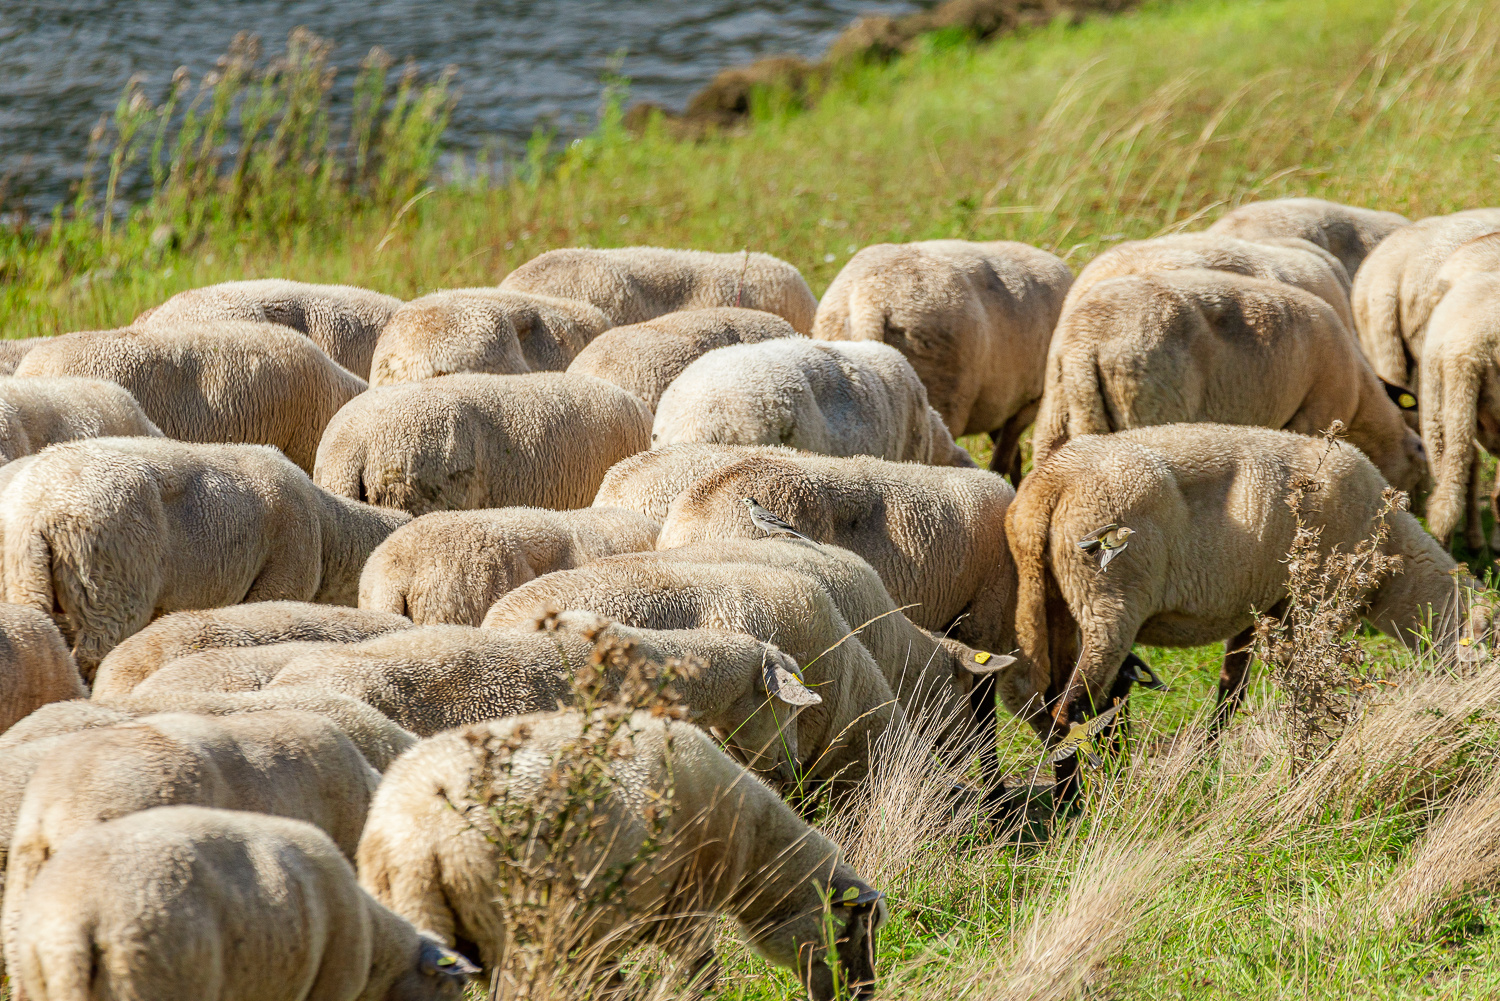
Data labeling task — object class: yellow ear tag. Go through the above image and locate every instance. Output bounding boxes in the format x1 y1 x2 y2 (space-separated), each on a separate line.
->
437 956 456 967
974 652 992 664
842 887 861 903
1399 393 1416 409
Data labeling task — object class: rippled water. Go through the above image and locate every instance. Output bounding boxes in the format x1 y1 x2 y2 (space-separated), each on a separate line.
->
0 0 927 208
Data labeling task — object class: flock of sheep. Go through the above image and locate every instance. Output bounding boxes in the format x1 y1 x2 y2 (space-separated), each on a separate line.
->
0 195 1496 1000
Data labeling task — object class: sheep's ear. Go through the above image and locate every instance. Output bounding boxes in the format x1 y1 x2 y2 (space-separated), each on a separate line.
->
1121 654 1168 691
765 663 821 707
962 650 1017 675
418 938 480 981
829 874 884 909
1381 378 1419 413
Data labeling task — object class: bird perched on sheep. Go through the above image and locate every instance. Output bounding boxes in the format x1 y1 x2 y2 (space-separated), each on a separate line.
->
0 375 162 465
652 337 975 467
593 442 805 522
0 439 411 678
314 372 654 516
0 605 84 737
10 806 476 1001
566 306 797 407
812 240 1073 479
1031 269 1428 496
369 288 610 386
359 505 659 626
500 246 819 332
356 712 884 998
133 278 403 379
1207 197 1411 279
14 320 367 473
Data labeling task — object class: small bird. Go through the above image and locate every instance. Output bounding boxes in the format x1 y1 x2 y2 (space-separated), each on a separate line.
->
1044 701 1125 768
1077 523 1135 569
742 497 819 545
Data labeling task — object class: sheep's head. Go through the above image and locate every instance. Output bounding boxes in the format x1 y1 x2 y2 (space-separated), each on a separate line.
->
807 870 886 1001
384 935 479 1001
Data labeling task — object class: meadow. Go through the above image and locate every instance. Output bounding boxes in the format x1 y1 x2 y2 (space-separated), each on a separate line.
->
4 0 1500 997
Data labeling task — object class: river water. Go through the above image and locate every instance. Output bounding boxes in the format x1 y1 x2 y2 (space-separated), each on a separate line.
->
0 0 927 209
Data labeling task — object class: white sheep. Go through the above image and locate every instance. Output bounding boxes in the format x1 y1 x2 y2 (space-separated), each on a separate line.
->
0 338 55 377
1207 196 1410 278
593 442 805 522
313 372 654 515
0 376 162 465
359 506 660 625
130 640 349 696
499 246 819 332
0 604 85 737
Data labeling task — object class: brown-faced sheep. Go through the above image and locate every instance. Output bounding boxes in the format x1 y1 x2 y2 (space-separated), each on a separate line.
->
357 712 883 999
592 443 804 522
359 506 660 626
14 321 367 473
1031 270 1427 496
499 246 818 333
313 372 654 516
0 376 162 464
369 289 610 386
652 338 974 467
134 278 403 379
1206 197 1410 278
11 806 476 1001
0 439 410 678
811 240 1073 479
0 605 85 736
566 307 797 407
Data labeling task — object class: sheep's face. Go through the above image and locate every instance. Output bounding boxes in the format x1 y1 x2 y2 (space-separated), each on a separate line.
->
722 651 820 787
384 936 479 1001
751 868 885 1001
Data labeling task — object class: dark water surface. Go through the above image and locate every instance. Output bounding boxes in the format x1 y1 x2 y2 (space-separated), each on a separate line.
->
0 0 926 208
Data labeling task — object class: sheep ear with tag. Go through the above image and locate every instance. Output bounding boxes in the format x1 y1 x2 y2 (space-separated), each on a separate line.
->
419 938 480 981
963 650 1017 675
1380 378 1419 412
830 874 884 909
765 662 821 707
1121 654 1168 691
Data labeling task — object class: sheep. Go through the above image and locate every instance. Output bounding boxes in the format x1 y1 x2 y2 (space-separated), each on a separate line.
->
812 240 1073 478
1351 208 1500 391
1007 424 1465 754
652 338 976 467
91 600 415 700
369 289 610 386
0 337 55 377
13 321 367 473
499 246 819 333
1030 270 1428 496
0 438 411 678
130 640 348 696
10 806 476 1001
566 307 797 406
0 376 162 464
357 712 884 999
482 555 902 787
134 278 403 378
313 372 654 516
1206 197 1410 278
1061 232 1357 333
359 506 661 626
593 442 805 522
0 605 85 737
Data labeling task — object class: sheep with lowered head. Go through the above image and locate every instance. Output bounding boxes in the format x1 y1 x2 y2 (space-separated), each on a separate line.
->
0 605 84 737
11 806 476 1001
1031 269 1427 495
359 505 660 626
369 289 610 386
314 372 654 516
134 278 403 378
1207 197 1410 279
652 338 975 467
0 438 411 678
0 376 162 465
129 640 348 697
812 240 1072 478
500 246 818 332
14 321 367 473
593 442 804 522
357 712 883 998
567 306 797 407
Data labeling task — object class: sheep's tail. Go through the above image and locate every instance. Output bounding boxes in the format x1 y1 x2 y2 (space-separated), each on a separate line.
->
1004 472 1074 739
1354 271 1411 386
4 517 59 625
1423 350 1482 543
15 910 101 1001
1030 342 1112 469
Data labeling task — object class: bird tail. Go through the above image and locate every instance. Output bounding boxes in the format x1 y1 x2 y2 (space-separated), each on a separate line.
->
1005 469 1078 739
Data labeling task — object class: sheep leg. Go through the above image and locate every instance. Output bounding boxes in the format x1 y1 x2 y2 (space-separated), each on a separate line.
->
1488 458 1500 552
1215 623 1261 731
1466 452 1487 552
990 401 1039 484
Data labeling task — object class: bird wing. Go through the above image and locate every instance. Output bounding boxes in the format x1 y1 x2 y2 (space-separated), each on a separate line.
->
1083 701 1124 737
1099 542 1127 569
1045 742 1080 765
1076 523 1118 551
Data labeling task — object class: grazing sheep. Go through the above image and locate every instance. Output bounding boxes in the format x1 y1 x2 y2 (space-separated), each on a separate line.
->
1207 197 1410 278
1061 232 1357 333
0 605 84 736
369 289 610 386
14 321 367 473
314 373 654 516
812 240 1073 478
1008 424 1465 748
357 712 884 999
567 307 797 407
359 506 660 626
0 337 55 377
1031 270 1427 496
593 442 804 522
130 640 348 696
500 246 819 333
0 376 162 464
134 278 402 378
0 439 411 678
483 556 901 786
652 338 975 467
1352 208 1500 390
11 806 476 1001
91 601 414 700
